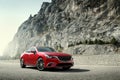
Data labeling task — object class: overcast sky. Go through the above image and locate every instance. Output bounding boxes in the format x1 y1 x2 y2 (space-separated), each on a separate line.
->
0 0 51 56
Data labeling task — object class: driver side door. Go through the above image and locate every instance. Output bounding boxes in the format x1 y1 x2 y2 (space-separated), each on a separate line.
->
28 47 37 66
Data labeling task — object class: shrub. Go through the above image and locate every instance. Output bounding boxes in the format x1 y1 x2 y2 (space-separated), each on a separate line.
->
88 40 94 44
55 44 64 52
97 40 104 44
57 45 64 52
94 39 98 44
76 41 82 45
85 40 88 44
68 43 74 47
111 37 118 45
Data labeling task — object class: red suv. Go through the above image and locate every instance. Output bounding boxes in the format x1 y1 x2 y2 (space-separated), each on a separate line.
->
20 47 74 71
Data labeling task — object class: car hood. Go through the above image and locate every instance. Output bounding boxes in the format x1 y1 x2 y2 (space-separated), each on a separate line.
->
39 52 71 56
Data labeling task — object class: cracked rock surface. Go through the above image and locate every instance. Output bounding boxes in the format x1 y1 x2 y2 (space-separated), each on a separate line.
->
3 0 120 58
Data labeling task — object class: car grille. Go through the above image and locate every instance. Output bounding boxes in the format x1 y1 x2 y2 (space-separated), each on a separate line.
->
56 63 73 67
57 56 71 61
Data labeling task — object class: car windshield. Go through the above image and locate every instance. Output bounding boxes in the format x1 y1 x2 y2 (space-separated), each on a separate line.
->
37 47 56 52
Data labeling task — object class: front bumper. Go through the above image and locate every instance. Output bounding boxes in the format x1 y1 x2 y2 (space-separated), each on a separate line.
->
45 57 74 68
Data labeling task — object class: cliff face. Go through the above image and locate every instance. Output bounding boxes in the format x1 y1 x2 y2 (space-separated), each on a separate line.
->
3 0 120 58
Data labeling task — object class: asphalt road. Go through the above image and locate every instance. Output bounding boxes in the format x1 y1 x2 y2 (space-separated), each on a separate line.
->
0 60 120 80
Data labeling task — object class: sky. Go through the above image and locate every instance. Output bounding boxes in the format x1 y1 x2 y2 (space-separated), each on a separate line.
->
0 0 51 56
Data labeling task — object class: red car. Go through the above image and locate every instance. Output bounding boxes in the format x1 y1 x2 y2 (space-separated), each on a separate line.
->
20 47 74 71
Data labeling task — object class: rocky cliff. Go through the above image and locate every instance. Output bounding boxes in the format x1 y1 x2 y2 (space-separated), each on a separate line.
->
3 0 120 58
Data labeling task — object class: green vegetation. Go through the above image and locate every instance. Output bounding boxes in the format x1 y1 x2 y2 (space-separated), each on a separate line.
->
76 41 82 45
88 40 94 44
68 43 75 47
68 37 119 47
94 39 104 44
111 37 118 45
55 44 64 52
57 46 64 52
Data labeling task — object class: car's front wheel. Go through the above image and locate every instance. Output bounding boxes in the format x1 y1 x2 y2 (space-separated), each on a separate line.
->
20 58 26 68
36 58 44 71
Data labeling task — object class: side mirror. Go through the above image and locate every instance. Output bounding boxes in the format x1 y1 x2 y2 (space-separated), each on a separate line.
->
31 51 36 54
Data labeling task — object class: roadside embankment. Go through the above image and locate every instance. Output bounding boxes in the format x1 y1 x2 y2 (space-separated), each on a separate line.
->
73 54 120 66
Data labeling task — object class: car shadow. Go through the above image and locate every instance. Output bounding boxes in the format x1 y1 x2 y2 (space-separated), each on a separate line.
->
45 68 90 73
25 67 90 73
25 67 38 70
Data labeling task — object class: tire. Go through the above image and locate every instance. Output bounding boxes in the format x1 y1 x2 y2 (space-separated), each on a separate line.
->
20 58 26 68
62 66 71 70
36 58 44 71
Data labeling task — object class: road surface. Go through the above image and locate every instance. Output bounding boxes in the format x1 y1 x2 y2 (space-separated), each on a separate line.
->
0 60 120 80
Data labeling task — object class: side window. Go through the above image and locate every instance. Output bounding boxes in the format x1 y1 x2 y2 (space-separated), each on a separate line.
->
31 47 36 51
26 47 35 53
25 48 31 53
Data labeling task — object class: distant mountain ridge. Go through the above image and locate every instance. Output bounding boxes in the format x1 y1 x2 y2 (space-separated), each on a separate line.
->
3 0 120 59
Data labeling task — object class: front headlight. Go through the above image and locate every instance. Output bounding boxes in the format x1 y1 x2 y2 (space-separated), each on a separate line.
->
45 54 56 59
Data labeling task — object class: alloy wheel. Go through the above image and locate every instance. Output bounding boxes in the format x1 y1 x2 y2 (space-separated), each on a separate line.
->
37 58 44 71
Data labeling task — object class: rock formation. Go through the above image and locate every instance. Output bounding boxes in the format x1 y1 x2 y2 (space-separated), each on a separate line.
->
3 0 120 59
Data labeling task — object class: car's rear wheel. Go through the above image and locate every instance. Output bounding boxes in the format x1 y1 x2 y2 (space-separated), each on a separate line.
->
20 58 26 68
37 58 44 71
62 66 71 70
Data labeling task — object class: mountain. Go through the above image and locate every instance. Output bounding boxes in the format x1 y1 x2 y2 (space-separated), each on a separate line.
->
3 0 120 59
